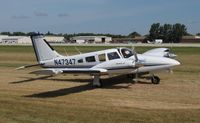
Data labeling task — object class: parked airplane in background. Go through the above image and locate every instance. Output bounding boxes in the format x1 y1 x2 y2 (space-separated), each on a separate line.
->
147 39 163 44
17 33 180 87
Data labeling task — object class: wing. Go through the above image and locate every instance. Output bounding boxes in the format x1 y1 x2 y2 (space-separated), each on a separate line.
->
30 68 108 75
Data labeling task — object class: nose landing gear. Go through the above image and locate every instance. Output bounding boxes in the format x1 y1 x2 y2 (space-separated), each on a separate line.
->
151 75 160 84
127 73 161 84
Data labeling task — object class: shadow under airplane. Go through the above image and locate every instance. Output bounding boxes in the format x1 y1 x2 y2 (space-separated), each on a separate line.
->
18 75 152 98
9 75 53 84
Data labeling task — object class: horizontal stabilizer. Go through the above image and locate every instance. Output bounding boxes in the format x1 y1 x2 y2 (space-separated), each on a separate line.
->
30 69 63 75
16 64 42 70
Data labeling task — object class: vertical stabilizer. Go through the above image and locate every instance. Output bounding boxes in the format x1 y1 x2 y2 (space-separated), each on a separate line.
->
30 33 61 63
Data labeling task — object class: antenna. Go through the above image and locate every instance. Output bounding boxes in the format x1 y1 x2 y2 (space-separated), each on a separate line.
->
74 46 82 54
63 48 68 56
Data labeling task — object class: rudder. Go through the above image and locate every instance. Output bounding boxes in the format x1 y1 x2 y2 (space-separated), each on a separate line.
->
30 33 61 63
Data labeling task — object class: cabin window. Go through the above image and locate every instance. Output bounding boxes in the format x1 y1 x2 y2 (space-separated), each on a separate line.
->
85 56 96 62
107 52 120 60
98 54 106 62
78 59 83 63
121 48 134 58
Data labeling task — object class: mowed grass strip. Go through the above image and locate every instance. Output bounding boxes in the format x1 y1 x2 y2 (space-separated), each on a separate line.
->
0 45 200 123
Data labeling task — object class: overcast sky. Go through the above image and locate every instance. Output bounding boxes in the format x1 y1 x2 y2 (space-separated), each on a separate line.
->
0 0 199 35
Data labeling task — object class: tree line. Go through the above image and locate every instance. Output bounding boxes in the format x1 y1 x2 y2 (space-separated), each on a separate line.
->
147 23 193 43
1 23 199 43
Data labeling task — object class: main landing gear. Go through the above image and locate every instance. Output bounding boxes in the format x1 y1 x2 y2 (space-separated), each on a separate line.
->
92 75 102 88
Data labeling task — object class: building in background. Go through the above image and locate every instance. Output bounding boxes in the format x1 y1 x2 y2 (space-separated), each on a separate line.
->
44 36 65 43
70 36 112 44
0 35 65 44
181 36 200 43
0 36 31 44
112 36 145 43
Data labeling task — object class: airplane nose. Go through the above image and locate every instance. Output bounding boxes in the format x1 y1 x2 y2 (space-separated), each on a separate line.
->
171 59 180 66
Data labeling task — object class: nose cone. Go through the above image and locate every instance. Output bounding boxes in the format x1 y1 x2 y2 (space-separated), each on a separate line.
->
168 59 180 66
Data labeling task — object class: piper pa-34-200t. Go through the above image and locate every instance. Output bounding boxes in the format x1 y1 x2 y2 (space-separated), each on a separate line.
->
17 34 180 87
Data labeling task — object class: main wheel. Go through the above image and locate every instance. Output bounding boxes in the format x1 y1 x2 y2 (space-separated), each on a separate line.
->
92 79 103 88
127 74 135 79
151 76 160 84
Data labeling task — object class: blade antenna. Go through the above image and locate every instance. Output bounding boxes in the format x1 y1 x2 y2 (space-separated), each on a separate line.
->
74 46 82 54
64 48 68 56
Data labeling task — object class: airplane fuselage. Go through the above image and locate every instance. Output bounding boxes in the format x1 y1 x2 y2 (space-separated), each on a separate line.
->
41 48 180 75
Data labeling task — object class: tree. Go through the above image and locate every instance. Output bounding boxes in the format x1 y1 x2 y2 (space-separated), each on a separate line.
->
162 24 173 43
148 23 161 41
12 32 26 36
197 33 200 36
1 32 11 35
46 31 54 36
148 23 189 43
172 23 187 43
128 31 141 38
27 32 37 36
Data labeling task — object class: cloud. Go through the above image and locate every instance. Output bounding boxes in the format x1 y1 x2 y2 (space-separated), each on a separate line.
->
57 13 69 18
34 12 48 17
11 15 30 19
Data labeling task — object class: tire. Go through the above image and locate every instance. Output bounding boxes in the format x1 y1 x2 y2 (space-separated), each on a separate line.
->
92 79 102 88
127 74 135 79
151 76 160 84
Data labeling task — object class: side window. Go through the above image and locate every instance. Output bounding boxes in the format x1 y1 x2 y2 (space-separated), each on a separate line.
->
78 59 83 63
85 56 96 62
107 52 120 60
98 54 106 62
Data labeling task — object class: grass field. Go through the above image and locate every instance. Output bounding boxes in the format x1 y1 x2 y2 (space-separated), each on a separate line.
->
0 45 200 123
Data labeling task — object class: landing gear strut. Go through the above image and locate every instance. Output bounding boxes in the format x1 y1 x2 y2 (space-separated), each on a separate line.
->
92 75 102 88
151 75 160 84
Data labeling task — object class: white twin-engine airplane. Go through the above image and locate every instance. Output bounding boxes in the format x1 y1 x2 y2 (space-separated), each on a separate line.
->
17 34 180 87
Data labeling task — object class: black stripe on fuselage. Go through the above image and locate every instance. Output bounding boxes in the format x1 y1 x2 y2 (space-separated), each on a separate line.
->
62 70 100 74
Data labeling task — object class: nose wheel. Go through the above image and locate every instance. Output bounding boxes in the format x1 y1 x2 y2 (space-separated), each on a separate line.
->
151 75 160 84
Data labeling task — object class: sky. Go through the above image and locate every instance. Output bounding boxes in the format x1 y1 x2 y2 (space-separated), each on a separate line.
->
0 0 199 35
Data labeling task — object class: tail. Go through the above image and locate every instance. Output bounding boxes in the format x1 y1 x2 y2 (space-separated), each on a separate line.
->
30 33 61 63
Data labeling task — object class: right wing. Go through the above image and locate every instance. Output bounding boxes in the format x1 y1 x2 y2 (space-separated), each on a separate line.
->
30 68 108 75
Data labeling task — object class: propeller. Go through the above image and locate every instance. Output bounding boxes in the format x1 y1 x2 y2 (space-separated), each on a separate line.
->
131 46 143 83
131 47 143 68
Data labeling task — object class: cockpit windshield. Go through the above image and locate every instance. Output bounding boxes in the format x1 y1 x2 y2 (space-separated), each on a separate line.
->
120 48 134 58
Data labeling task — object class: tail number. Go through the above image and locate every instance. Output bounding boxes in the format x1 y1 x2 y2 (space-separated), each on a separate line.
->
54 59 75 66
